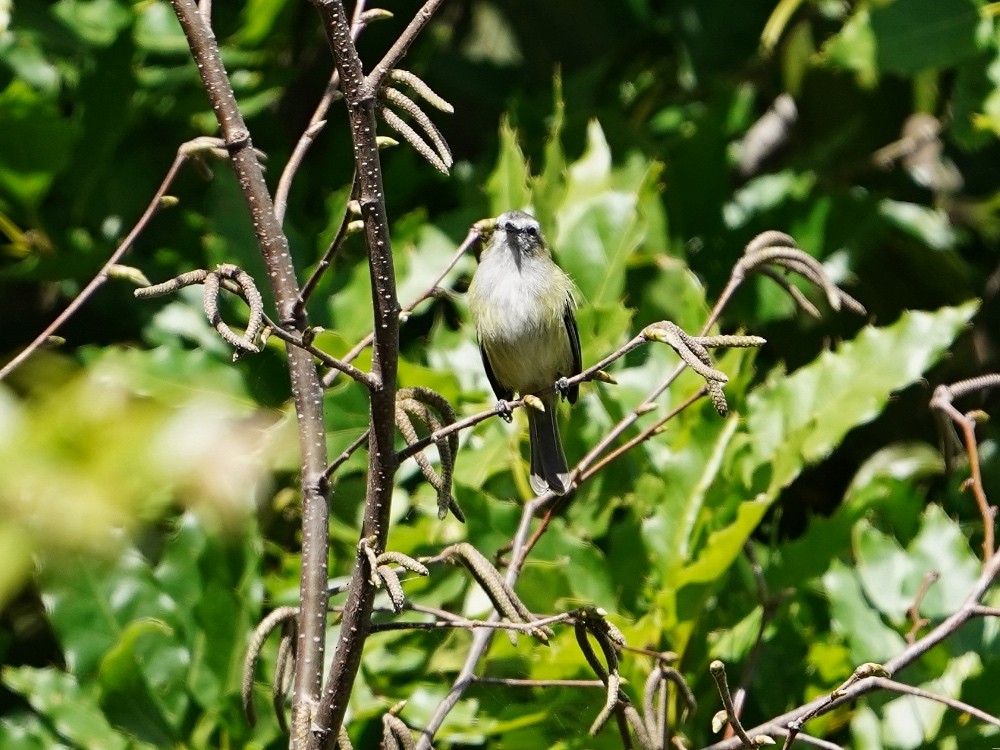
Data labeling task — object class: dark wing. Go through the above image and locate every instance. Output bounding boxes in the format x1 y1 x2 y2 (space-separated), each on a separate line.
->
479 342 514 402
562 298 582 404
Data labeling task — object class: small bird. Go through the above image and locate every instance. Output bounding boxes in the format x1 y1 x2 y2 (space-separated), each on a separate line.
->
467 210 581 495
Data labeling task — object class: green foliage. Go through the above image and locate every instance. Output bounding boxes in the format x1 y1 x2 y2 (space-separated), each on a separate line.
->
3 512 275 749
2 2 999 750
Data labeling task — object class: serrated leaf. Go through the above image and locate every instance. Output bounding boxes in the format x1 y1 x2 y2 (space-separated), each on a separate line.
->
485 118 531 215
743 302 979 496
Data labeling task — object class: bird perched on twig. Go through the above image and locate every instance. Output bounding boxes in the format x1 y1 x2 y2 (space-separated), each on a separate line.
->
467 210 581 495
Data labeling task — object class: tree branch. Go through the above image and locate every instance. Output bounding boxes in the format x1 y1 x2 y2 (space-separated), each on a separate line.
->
166 4 331 747
306 0 446 745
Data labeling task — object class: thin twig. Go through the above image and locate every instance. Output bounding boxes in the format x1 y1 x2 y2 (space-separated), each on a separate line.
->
870 676 1000 729
274 0 369 225
366 0 446 91
322 225 481 388
931 376 1000 561
905 571 939 644
709 660 763 748
472 677 607 689
295 174 358 317
0 146 192 381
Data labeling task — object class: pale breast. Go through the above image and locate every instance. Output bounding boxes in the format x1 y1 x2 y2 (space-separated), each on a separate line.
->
469 257 575 395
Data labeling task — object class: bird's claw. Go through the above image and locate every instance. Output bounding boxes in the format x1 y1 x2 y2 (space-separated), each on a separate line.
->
496 399 513 423
555 377 572 400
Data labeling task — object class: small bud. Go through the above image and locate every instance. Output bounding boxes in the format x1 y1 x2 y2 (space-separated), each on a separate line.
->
644 326 669 344
376 136 399 149
302 326 324 346
523 394 546 412
360 8 393 22
855 662 890 679
347 220 365 235
711 710 728 734
305 120 327 139
593 370 618 385
107 264 151 287
159 195 179 208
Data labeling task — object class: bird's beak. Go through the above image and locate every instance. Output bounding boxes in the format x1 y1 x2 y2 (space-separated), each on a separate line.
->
509 233 523 271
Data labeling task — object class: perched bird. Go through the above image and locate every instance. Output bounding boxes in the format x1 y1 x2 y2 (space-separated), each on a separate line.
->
467 210 581 495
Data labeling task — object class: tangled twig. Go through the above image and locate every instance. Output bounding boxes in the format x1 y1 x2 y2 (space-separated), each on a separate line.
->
395 387 463 521
134 264 264 354
930 373 1000 560
378 69 453 174
241 605 299 728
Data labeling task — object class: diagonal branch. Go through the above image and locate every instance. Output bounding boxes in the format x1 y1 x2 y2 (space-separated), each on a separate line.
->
0 139 211 382
366 0 446 92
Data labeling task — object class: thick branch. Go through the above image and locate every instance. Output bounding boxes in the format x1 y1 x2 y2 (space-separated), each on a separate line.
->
307 1 440 746
166 4 331 748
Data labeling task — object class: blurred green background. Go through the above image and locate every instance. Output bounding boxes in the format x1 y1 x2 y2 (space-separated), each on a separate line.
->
1 1 998 748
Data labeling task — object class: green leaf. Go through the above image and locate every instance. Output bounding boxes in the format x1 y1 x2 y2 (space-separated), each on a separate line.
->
555 121 662 308
0 81 77 209
52 0 132 47
771 442 943 590
869 0 980 76
821 9 877 87
531 74 568 232
675 495 770 588
98 619 185 745
486 119 531 215
742 301 979 497
823 560 907 663
2 666 133 750
42 551 176 679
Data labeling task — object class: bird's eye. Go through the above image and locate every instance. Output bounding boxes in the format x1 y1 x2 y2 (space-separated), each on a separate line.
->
525 225 539 236
503 221 516 232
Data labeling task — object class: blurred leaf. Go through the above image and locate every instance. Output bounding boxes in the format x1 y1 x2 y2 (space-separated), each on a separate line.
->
0 81 77 210
52 0 131 47
869 0 980 76
2 666 135 750
824 560 907 663
98 619 184 745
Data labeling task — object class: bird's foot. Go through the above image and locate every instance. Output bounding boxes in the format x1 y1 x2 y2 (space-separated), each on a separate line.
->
555 377 572 400
496 399 513 423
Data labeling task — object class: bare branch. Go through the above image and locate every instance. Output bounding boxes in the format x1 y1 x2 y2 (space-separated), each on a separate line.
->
931 375 1000 560
710 660 774 748
367 0 447 91
167 3 332 744
0 142 197 382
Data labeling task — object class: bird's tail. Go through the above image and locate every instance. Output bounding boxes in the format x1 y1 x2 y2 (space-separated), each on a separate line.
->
527 397 571 495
